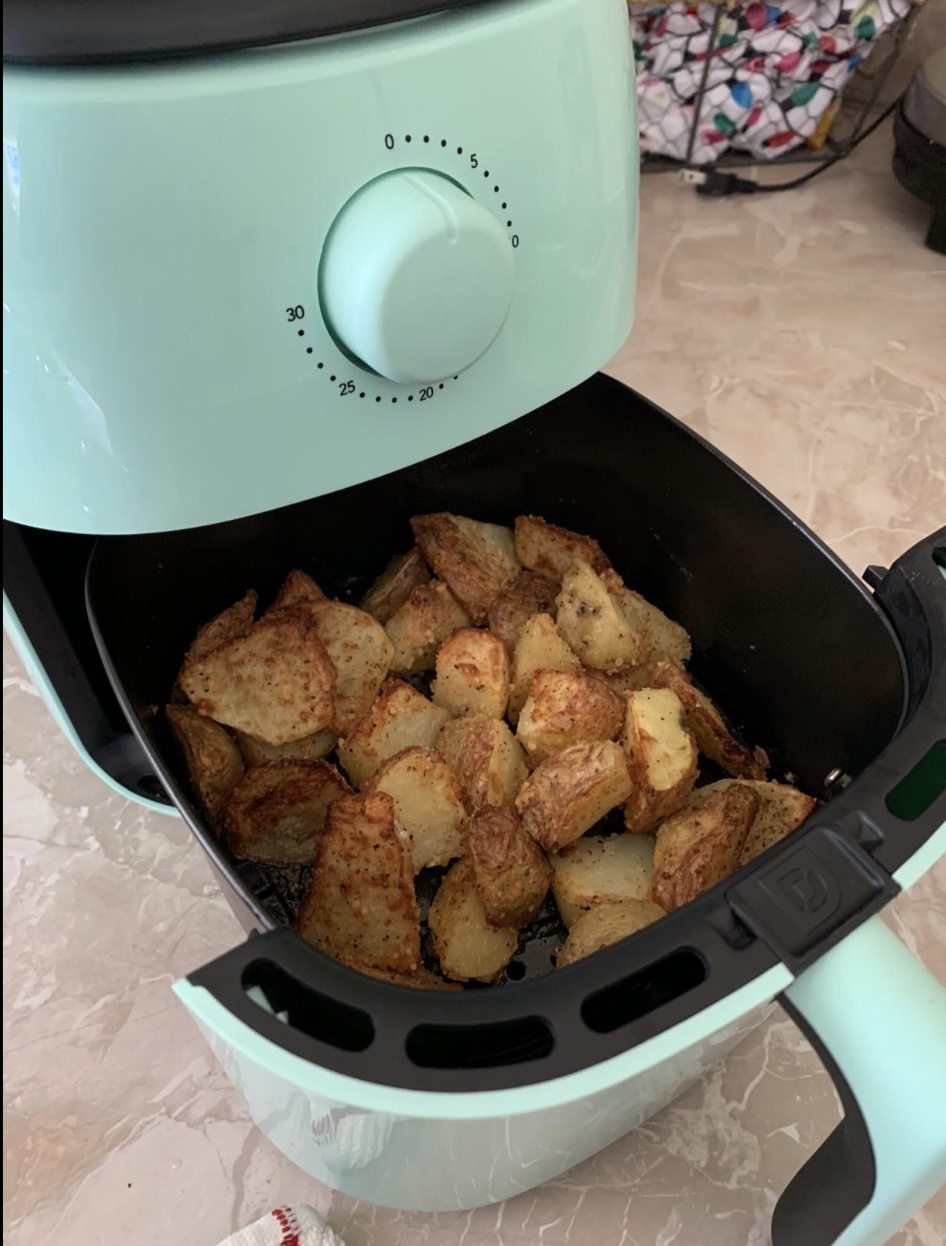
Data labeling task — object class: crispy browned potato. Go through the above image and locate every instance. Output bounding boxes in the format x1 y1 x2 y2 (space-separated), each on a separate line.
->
487 571 559 652
651 662 769 779
550 833 656 928
693 779 817 867
266 569 325 613
180 590 258 669
233 728 337 766
179 606 336 745
621 687 699 833
517 668 625 766
385 580 471 675
166 703 243 832
428 858 518 982
411 513 521 623
337 678 451 787
555 560 643 673
467 806 552 927
295 791 420 972
360 547 430 625
514 515 610 579
225 759 350 865
601 569 692 672
556 899 665 967
648 783 761 911
432 627 509 719
438 716 528 812
508 613 580 724
516 740 633 853
305 601 394 734
345 963 462 991
364 746 466 872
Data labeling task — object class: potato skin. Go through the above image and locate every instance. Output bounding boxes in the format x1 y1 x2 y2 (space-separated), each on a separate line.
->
385 580 471 675
621 687 698 833
468 805 552 928
337 678 451 787
166 703 243 832
307 600 394 734
517 667 625 765
364 746 467 872
428 858 517 982
179 605 336 745
693 779 817 866
648 783 761 911
360 547 430 625
438 716 528 813
225 758 350 866
233 728 337 766
266 569 325 613
411 513 520 624
432 627 510 719
508 613 580 724
295 791 420 972
550 833 655 928
514 515 610 579
555 560 643 673
516 740 633 853
651 661 769 780
487 571 559 652
556 900 665 967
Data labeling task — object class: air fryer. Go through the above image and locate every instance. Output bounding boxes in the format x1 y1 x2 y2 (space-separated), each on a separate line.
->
3 0 945 1241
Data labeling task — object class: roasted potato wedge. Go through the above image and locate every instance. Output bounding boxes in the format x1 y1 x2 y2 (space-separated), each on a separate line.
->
651 662 769 780
487 571 559 652
468 805 552 927
179 606 336 745
180 590 258 670
428 858 518 982
514 515 610 579
296 792 420 972
550 833 656 928
601 569 692 672
166 703 244 832
517 668 625 766
516 740 633 853
345 963 462 991
438 716 529 812
432 627 510 719
411 513 520 623
306 601 393 734
692 779 817 867
337 678 451 787
233 728 337 766
225 758 350 865
364 746 466 872
648 783 760 911
557 899 666 967
360 547 430 625
266 569 325 613
508 613 580 724
385 580 471 675
555 560 643 673
621 687 699 833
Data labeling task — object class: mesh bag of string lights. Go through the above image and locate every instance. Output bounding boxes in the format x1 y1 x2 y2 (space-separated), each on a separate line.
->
629 0 912 164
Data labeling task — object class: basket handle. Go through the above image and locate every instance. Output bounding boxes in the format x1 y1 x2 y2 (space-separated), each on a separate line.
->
772 910 946 1246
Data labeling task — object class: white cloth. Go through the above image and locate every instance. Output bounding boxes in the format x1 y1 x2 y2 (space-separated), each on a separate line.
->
214 1205 345 1246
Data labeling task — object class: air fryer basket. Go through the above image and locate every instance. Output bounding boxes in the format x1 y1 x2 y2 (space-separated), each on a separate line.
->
86 374 944 1091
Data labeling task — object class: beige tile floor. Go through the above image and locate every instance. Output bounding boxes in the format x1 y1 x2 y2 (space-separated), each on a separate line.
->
4 125 945 1246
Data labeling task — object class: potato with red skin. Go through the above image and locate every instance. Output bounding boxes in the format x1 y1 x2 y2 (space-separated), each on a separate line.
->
438 716 528 813
517 667 625 766
166 703 244 833
555 560 643 673
508 613 580 725
360 547 430 625
516 740 633 853
411 513 520 623
468 805 551 928
487 571 559 652
432 627 510 719
225 759 350 866
514 515 610 579
429 858 517 983
650 661 769 780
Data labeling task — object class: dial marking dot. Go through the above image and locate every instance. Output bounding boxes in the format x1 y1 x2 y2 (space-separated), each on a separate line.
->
330 375 336 382
306 347 313 355
317 362 324 369
375 396 382 402
440 140 447 147
297 329 304 337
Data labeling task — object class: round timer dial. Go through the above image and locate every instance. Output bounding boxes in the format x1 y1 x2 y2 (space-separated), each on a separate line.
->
319 169 514 385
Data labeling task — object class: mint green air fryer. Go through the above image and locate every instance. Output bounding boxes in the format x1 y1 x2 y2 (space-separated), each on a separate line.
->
3 1 945 1242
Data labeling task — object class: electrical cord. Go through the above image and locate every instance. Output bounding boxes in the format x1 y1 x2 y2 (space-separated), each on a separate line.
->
685 94 903 197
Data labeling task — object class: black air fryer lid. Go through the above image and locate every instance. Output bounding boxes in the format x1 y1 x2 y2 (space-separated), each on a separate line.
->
2 0 484 65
